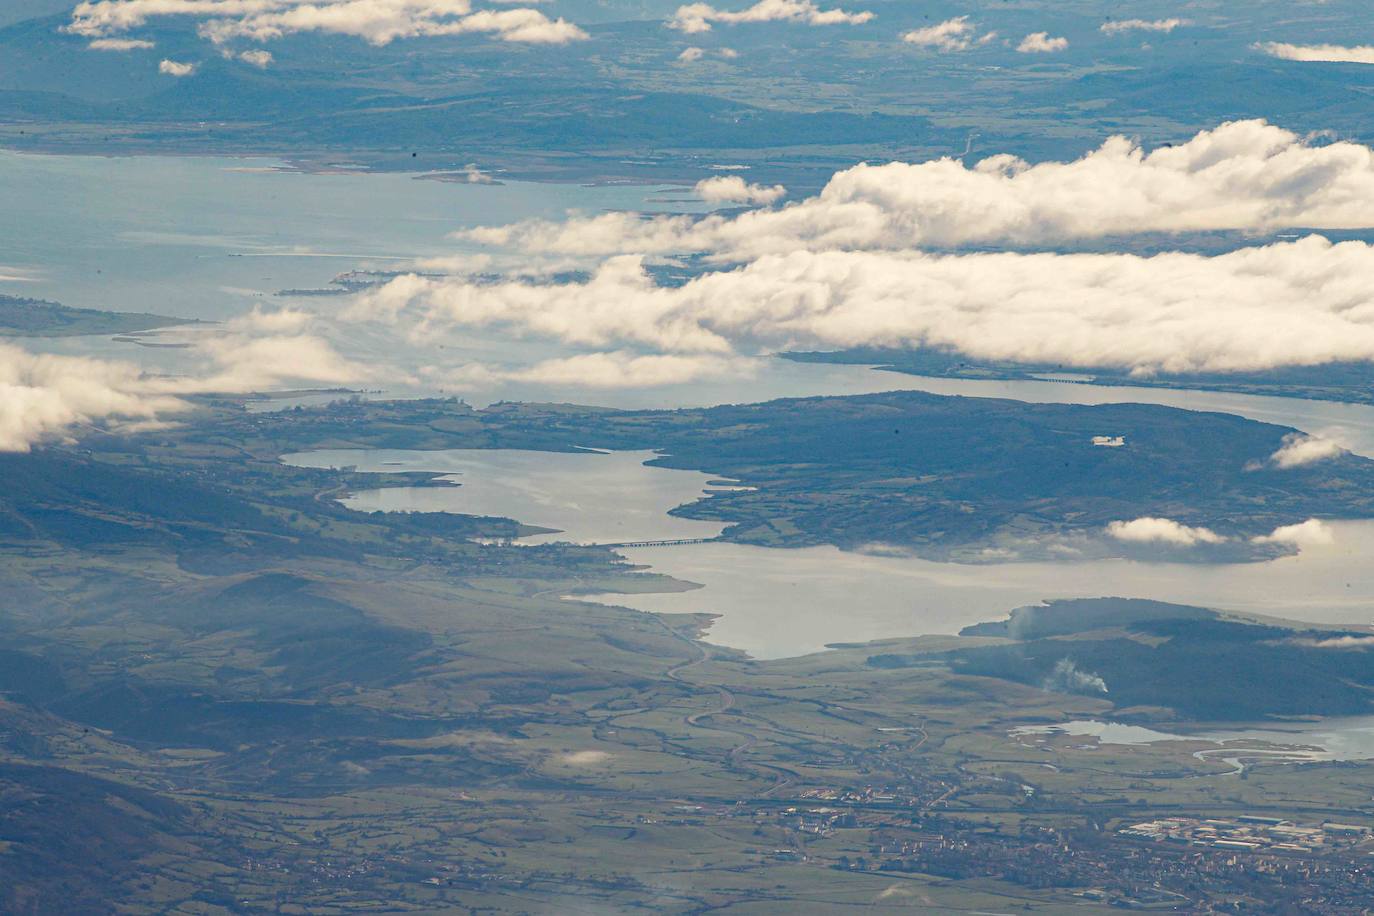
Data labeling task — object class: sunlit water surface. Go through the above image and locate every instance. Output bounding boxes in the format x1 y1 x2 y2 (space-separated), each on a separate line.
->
0 149 690 321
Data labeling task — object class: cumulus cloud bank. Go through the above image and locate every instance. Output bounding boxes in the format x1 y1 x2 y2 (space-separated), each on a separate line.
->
159 58 196 75
1106 516 1334 550
1251 518 1335 547
68 0 587 47
1106 517 1226 546
463 121 1374 259
1285 635 1374 649
1268 432 1348 468
678 46 737 61
88 36 155 49
1101 18 1186 35
0 345 187 453
383 121 1374 389
235 47 273 66
0 316 368 453
695 175 785 205
667 0 872 34
192 331 364 392
360 237 1374 374
1256 42 1374 65
1017 31 1067 53
901 16 989 52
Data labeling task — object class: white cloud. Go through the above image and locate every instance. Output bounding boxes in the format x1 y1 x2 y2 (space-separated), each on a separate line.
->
464 121 1374 259
1285 635 1374 649
1017 31 1067 53
396 121 1374 384
0 317 369 452
902 15 974 52
200 4 588 45
226 305 314 333
343 271 439 324
88 37 155 49
677 45 737 61
409 252 494 274
667 0 872 34
459 162 495 183
236 47 273 66
1108 517 1335 550
1252 518 1335 547
1106 517 1227 546
1256 42 1374 65
67 0 587 47
353 237 1374 374
695 175 785 205
188 331 366 392
425 8 587 43
0 345 187 453
1268 432 1348 468
159 58 196 76
1100 18 1186 35
68 0 291 37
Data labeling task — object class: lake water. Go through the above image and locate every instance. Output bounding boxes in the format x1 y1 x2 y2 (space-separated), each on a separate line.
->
282 447 726 545
284 442 1374 659
2 149 727 394
591 523 1374 658
1013 718 1374 768
0 149 695 322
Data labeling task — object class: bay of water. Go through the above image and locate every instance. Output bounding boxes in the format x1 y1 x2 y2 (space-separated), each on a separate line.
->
285 443 1374 659
282 447 726 545
593 524 1374 658
0 149 692 322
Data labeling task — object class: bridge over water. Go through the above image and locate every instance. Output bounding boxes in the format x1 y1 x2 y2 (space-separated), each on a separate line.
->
599 537 717 549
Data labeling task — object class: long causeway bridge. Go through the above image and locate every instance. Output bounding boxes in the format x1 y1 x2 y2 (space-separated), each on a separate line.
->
599 537 717 549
